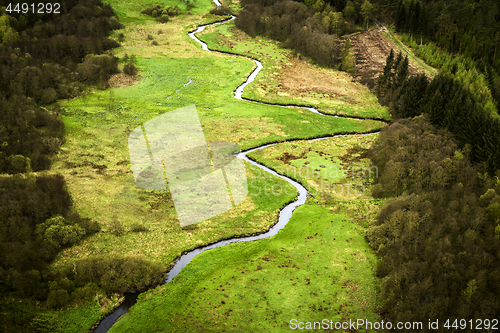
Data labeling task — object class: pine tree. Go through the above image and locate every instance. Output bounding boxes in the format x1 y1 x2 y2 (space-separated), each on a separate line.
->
396 55 409 86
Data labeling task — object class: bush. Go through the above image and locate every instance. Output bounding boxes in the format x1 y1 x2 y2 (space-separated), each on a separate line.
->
130 222 149 232
118 32 125 42
151 40 158 46
72 256 166 293
78 54 119 83
9 154 29 173
35 215 85 247
123 60 138 76
46 289 70 308
71 283 99 302
210 6 231 15
110 217 124 236
40 88 58 105
186 1 195 11
156 15 170 23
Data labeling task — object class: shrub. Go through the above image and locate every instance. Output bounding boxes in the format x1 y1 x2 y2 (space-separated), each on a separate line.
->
123 62 138 76
72 256 166 293
186 1 195 11
151 40 158 46
130 222 149 232
110 217 124 236
118 32 125 42
46 289 70 308
156 15 170 23
35 215 85 247
40 88 58 105
109 17 123 30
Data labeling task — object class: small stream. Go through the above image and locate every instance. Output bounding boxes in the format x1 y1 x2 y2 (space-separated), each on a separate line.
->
94 10 379 333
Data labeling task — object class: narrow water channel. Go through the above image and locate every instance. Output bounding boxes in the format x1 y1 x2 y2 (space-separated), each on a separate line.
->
94 9 377 333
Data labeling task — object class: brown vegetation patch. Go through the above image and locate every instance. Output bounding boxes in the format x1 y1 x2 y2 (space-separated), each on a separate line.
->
279 62 354 98
276 150 309 164
348 29 423 88
109 73 140 87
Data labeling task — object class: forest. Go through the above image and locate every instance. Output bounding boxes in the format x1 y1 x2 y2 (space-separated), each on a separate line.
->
0 1 164 331
368 16 500 327
366 115 500 327
0 0 121 173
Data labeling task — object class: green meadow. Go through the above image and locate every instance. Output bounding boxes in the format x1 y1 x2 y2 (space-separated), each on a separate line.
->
39 0 389 330
109 136 382 333
198 21 390 120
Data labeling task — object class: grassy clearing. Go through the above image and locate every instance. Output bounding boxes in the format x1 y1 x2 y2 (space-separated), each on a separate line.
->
0 291 122 333
198 21 390 120
103 0 214 23
109 135 382 332
382 28 437 76
247 135 379 215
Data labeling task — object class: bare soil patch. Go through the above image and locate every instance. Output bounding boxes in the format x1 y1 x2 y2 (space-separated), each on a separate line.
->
109 73 140 87
349 29 423 89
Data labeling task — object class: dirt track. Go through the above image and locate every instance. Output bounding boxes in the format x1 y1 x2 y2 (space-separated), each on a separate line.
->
347 29 424 89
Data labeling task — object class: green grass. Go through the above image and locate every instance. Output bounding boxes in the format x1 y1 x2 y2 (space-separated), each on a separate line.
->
247 135 379 210
104 0 214 23
52 55 382 239
108 135 381 332
382 28 437 76
0 291 121 333
198 21 390 120
34 0 387 329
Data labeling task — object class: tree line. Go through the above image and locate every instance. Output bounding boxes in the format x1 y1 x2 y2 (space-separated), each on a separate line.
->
0 1 163 331
0 0 122 173
377 49 500 174
372 0 500 114
235 0 379 68
366 115 500 329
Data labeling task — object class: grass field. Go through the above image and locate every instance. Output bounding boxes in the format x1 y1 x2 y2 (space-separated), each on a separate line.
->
111 136 380 332
33 0 389 330
108 135 382 332
198 21 390 120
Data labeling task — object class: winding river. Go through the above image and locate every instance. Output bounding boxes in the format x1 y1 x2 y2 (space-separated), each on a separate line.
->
94 10 380 333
